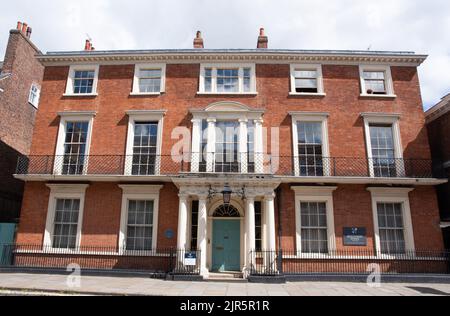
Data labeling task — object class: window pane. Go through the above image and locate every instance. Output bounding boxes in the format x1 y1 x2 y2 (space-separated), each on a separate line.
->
297 122 323 176
132 122 159 175
370 125 396 177
52 199 80 249
300 202 328 253
62 121 89 175
73 70 95 94
126 200 154 251
377 202 405 254
216 68 239 93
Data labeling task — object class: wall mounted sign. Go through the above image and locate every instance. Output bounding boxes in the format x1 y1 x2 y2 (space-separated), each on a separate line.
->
343 227 367 246
184 252 197 266
165 229 174 239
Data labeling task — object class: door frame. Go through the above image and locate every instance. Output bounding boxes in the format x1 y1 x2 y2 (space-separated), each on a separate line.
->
207 199 245 272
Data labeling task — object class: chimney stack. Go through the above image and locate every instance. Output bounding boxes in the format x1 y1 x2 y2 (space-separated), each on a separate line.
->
257 27 268 49
193 31 204 49
16 21 33 39
84 39 95 51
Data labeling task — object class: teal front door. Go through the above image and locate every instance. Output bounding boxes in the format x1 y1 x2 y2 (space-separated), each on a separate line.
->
212 220 240 272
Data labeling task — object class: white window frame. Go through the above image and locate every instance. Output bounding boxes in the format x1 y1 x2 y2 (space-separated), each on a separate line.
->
367 187 415 255
131 63 166 95
290 112 330 177
54 111 96 175
198 63 257 95
125 110 166 176
292 186 337 256
359 65 396 98
290 64 325 96
361 113 404 177
64 65 100 96
43 184 89 251
28 83 40 108
118 185 163 254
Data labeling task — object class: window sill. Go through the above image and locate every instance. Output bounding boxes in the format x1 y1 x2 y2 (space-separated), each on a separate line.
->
289 92 326 97
360 94 397 99
28 101 39 109
196 92 258 96
63 93 98 97
129 92 163 96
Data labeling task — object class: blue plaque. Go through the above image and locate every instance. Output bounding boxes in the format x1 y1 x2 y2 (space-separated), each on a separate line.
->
165 229 174 239
343 227 367 246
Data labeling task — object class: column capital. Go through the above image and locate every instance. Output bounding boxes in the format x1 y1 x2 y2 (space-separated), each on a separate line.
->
245 195 256 203
264 192 276 201
197 194 209 201
178 193 190 200
254 118 264 125
239 118 248 123
191 118 203 124
206 117 217 123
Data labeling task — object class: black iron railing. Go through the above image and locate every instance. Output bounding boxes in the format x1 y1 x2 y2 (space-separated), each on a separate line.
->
249 249 450 276
15 154 445 179
0 244 201 276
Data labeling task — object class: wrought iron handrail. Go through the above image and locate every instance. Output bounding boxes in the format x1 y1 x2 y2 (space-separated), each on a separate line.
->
15 154 445 179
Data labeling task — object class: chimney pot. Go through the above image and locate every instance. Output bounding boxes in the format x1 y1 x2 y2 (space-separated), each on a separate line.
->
193 30 204 49
21 23 28 35
17 22 23 31
26 27 32 39
257 27 268 49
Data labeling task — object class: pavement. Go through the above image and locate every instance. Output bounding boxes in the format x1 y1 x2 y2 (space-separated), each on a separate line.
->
0 273 450 296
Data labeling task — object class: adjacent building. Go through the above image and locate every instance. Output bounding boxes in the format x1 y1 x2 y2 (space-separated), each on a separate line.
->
12 29 447 278
0 22 43 225
425 94 450 249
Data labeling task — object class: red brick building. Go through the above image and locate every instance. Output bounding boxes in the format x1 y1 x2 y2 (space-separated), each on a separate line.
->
425 94 450 249
12 29 448 278
0 22 43 223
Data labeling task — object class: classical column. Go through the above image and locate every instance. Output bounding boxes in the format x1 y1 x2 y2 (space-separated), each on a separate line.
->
239 118 248 173
196 196 208 277
191 118 202 173
177 194 189 250
264 193 277 272
245 196 256 273
206 118 216 172
254 119 264 173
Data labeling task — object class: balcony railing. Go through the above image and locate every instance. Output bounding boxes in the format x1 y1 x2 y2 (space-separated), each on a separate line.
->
16 154 445 179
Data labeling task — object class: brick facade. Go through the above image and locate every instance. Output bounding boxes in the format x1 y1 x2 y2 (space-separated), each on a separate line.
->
0 25 43 223
12 40 447 275
426 94 450 249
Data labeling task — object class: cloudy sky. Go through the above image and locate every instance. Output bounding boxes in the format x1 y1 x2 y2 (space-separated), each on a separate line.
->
1 0 448 109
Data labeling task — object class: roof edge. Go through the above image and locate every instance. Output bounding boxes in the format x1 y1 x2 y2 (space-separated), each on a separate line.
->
36 49 428 67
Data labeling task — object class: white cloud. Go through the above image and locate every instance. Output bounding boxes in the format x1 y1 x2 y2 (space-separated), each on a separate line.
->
0 0 448 108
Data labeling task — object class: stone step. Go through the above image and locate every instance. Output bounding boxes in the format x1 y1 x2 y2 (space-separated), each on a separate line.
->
207 272 247 283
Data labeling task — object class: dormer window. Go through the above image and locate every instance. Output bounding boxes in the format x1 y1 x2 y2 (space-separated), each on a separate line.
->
198 64 256 95
359 65 395 98
64 65 99 96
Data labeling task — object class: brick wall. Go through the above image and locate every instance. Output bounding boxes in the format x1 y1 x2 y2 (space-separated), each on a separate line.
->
16 182 444 252
15 60 444 254
29 64 430 160
0 29 43 223
0 30 43 155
